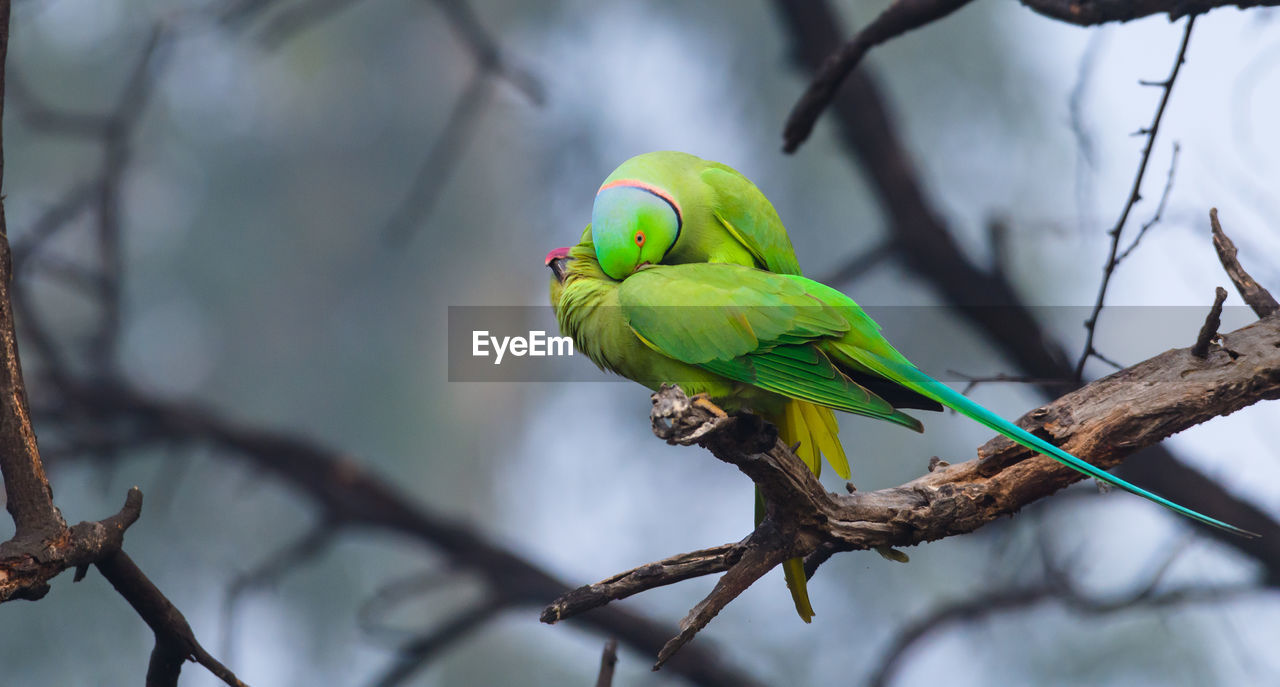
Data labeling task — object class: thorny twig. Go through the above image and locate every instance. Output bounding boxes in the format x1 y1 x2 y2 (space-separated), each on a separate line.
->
1075 17 1196 383
1115 142 1180 265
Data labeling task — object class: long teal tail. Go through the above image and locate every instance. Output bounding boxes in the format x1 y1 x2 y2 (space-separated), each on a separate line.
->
840 347 1257 538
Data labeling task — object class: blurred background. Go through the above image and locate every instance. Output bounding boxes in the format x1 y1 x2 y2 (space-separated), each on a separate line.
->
1 0 1279 685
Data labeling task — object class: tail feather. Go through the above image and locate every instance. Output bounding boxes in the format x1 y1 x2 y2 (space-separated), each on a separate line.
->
767 400 854 622
841 347 1257 538
799 401 849 479
780 400 820 475
781 557 815 623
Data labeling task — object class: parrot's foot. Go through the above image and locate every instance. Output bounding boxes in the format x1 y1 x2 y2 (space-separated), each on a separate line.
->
688 393 728 418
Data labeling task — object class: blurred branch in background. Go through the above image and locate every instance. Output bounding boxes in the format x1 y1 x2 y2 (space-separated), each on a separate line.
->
867 537 1257 687
36 379 765 687
219 0 545 244
0 4 247 686
781 0 976 153
2 3 748 687
9 22 172 381
1021 0 1280 25
595 639 620 687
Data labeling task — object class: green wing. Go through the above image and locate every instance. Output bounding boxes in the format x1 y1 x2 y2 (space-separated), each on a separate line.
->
701 165 803 276
617 264 922 430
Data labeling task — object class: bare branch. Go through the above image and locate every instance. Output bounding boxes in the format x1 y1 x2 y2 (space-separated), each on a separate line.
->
382 72 492 244
220 522 337 660
655 537 790 669
1115 142 1180 265
818 237 897 286
781 0 976 152
1210 208 1279 318
0 487 141 602
0 0 64 544
548 311 1280 661
542 544 739 624
868 577 1257 687
595 640 619 687
432 0 544 104
96 549 250 687
367 597 506 687
1191 287 1229 357
947 370 1072 396
1075 17 1196 383
258 0 364 49
1019 0 1280 26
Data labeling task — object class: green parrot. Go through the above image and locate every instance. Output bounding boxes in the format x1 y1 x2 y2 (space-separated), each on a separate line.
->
587 151 922 620
546 235 1254 620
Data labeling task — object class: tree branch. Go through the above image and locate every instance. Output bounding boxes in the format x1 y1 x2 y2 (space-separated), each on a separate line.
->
0 487 141 602
1210 208 1279 318
595 639 619 687
0 0 61 540
1191 286 1228 358
781 0 976 152
1019 0 1280 25
96 550 249 687
547 312 1280 661
1075 16 1195 383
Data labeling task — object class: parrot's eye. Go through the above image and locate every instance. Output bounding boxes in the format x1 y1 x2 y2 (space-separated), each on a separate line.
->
634 231 646 247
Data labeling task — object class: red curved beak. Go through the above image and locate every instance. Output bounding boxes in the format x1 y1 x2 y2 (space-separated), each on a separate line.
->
544 246 571 266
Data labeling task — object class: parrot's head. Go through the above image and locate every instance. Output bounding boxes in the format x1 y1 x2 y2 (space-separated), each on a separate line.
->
590 180 682 280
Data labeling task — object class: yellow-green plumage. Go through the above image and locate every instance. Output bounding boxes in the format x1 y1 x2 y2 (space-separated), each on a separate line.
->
551 233 939 621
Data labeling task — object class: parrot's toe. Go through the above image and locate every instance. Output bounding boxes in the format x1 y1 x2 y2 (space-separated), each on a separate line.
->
688 393 728 418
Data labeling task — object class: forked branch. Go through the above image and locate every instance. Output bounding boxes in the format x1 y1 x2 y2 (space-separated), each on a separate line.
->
545 309 1280 666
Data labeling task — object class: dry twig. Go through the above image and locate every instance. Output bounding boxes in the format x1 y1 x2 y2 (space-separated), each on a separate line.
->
1211 208 1279 318
1075 17 1196 382
1191 286 1229 358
